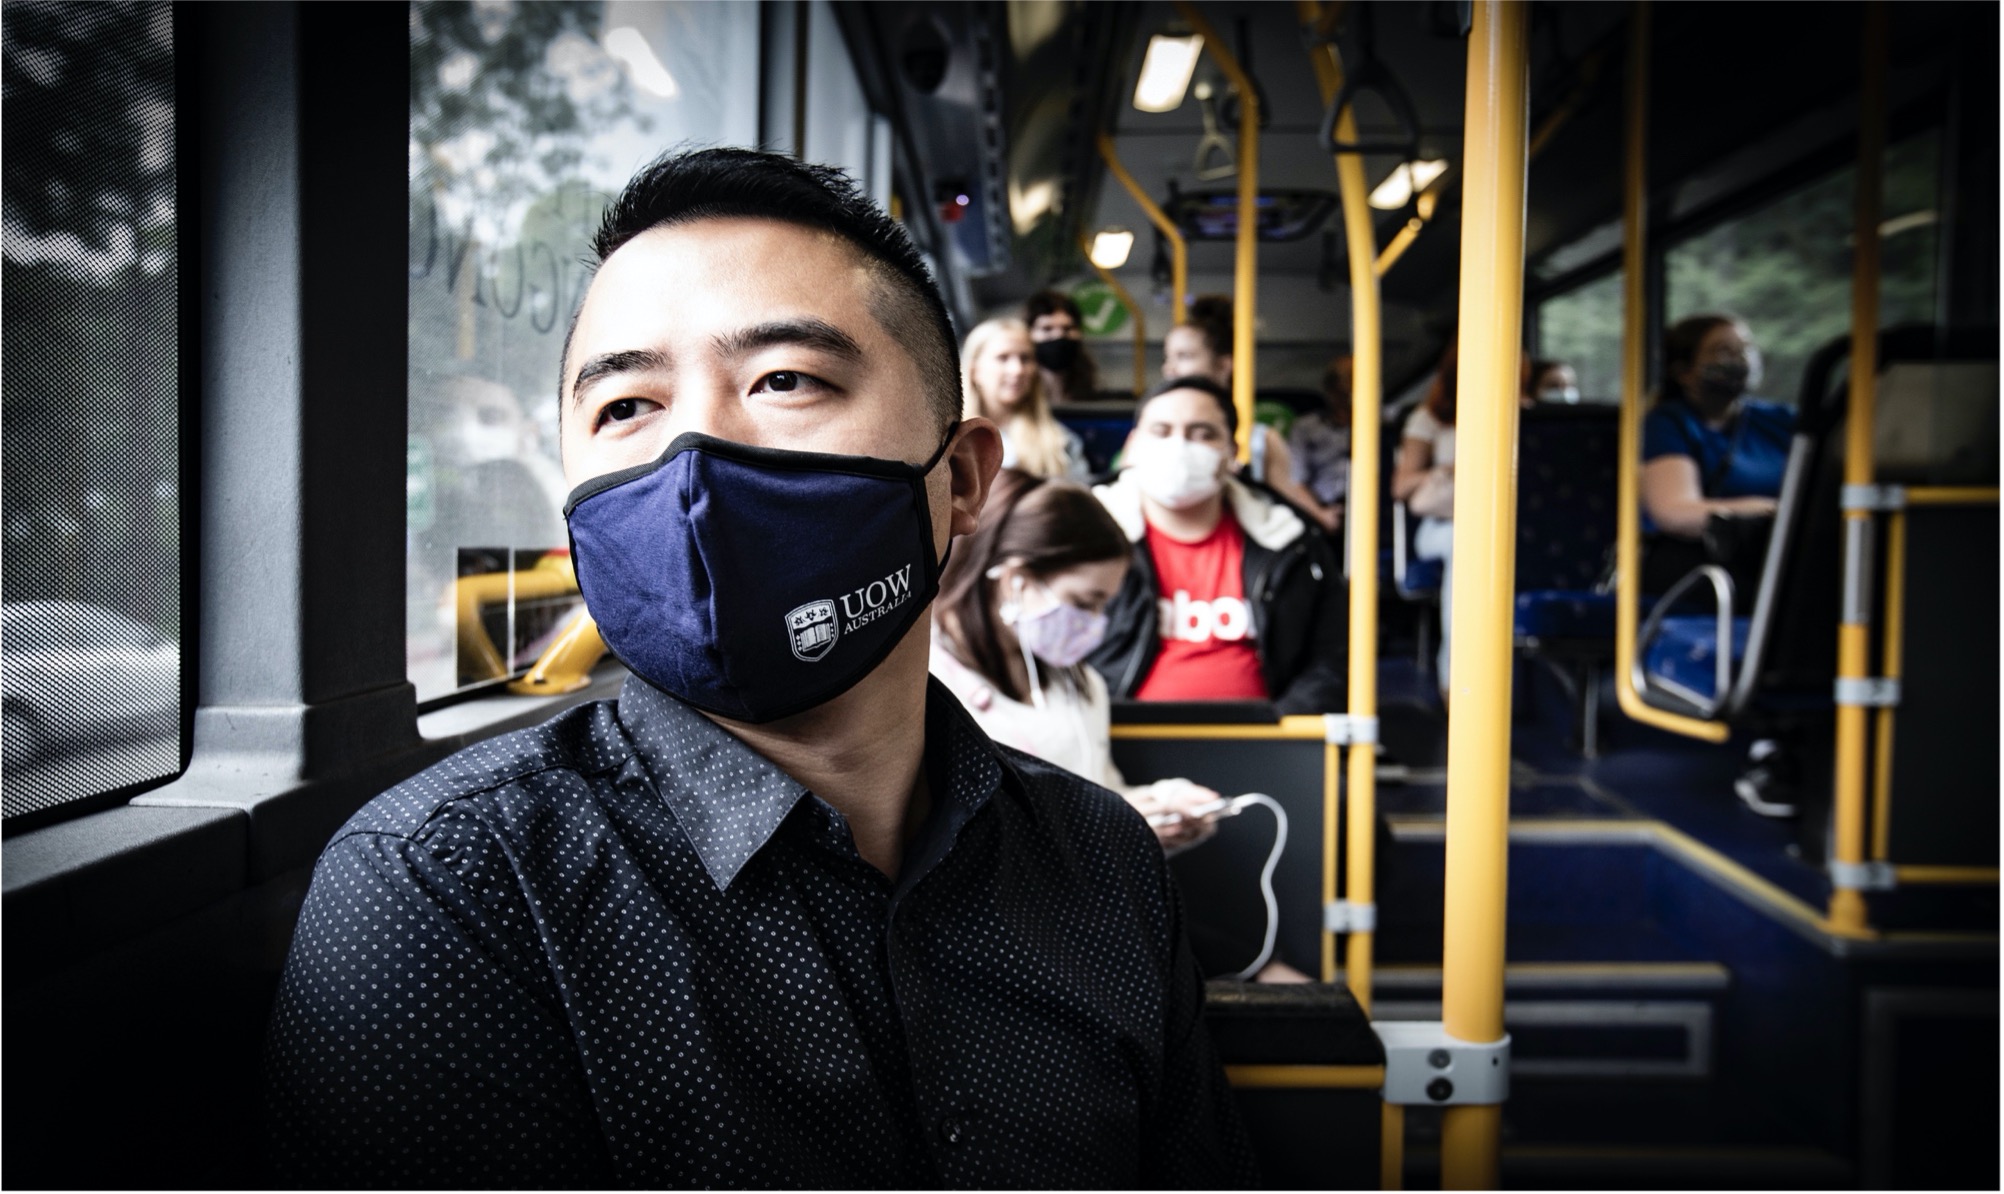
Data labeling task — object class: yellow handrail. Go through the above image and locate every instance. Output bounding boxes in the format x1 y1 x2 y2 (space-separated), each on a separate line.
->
1893 866 2001 885
508 606 608 696
453 552 584 684
1902 485 2000 506
1108 716 1327 741
1438 3 1527 1187
1225 1064 1386 1089
1829 0 1888 938
1298 0 1384 1015
1078 232 1148 397
1373 189 1438 278
1376 44 1600 282
1097 132 1188 324
1173 0 1258 463
1612 3 1731 744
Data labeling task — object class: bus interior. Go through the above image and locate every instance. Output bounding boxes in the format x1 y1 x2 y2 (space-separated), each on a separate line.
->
3 0 1997 1188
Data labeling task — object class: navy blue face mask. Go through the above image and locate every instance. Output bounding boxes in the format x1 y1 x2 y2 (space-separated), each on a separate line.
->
565 426 957 724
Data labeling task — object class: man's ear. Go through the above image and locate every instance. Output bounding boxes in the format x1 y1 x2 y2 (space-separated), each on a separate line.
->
943 417 1004 543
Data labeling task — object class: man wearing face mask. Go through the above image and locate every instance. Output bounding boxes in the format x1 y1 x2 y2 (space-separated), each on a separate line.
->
267 148 1257 1189
1087 376 1347 715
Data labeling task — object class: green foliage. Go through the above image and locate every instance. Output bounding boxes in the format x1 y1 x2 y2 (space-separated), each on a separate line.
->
1539 134 1942 409
1667 133 1941 404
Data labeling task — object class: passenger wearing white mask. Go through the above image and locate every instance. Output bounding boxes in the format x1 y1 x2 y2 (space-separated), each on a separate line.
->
930 469 1224 853
1087 377 1347 715
1528 359 1582 405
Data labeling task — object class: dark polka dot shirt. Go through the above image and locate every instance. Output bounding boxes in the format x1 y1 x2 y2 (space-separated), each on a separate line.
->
265 675 1258 1188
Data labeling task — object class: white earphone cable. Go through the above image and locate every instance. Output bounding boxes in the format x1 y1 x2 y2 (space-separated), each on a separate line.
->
1224 793 1287 982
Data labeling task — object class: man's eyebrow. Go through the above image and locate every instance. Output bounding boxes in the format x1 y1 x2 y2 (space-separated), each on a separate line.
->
569 348 671 407
710 318 864 366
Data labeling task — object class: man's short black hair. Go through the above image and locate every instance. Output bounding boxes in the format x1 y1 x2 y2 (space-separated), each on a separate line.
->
1144 374 1237 433
567 147 962 435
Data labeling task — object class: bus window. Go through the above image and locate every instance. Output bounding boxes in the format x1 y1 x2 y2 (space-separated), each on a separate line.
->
1666 131 1942 406
2 2 182 823
405 1 760 702
1536 268 1625 404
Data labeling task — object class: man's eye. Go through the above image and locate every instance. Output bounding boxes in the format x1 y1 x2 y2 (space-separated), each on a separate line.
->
597 398 646 427
754 370 814 394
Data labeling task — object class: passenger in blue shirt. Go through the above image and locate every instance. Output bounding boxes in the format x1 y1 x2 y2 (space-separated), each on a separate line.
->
1640 314 1794 544
1640 314 1801 819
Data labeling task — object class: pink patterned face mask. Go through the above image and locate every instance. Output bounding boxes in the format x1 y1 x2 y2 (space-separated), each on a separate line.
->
1011 595 1108 668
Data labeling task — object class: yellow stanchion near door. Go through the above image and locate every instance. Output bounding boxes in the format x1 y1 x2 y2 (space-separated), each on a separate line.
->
1827 0 1887 937
1612 2 1731 745
1295 0 1383 1022
1439 1 1528 1187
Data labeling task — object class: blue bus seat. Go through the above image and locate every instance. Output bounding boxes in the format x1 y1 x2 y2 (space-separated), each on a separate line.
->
1643 614 1752 706
1510 405 1622 753
1514 589 1617 640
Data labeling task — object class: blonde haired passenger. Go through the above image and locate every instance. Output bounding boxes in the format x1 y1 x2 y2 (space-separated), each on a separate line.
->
962 317 1089 480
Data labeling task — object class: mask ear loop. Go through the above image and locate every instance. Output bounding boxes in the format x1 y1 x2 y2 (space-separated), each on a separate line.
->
1005 573 1049 711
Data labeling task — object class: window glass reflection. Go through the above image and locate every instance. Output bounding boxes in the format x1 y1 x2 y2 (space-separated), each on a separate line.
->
406 0 760 701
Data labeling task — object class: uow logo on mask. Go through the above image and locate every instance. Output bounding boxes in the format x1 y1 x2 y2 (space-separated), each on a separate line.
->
787 566 918 662
1157 590 1252 644
841 565 916 632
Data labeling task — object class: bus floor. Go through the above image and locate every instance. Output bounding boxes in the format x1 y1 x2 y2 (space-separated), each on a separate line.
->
1352 642 1998 1189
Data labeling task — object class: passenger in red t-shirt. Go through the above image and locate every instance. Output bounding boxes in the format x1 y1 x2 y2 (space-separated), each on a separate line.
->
1086 377 1347 714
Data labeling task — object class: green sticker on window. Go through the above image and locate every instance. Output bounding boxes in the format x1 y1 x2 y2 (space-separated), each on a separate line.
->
1070 281 1131 338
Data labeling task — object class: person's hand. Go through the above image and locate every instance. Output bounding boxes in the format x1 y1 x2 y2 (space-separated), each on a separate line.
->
1131 778 1226 852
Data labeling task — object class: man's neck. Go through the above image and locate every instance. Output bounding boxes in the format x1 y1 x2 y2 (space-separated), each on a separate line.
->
1143 490 1226 543
706 624 933 878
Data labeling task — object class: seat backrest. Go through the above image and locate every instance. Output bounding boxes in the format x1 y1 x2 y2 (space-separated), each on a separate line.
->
1731 327 1999 712
1515 404 1620 593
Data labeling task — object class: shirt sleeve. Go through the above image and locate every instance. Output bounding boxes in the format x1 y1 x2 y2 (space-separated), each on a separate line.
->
1141 875 1262 1188
265 822 614 1188
1641 403 1696 463
1402 405 1439 444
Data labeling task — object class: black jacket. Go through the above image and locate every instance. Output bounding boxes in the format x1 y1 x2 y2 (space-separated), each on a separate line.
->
1086 472 1348 715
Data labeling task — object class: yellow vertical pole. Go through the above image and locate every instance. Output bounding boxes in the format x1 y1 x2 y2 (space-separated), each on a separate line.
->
1173 1 1259 462
1831 0 1887 933
1098 132 1189 324
1078 233 1149 397
1869 510 1905 861
1610 3 1730 743
1380 1101 1405 1190
1297 0 1382 1016
1439 2 1527 1187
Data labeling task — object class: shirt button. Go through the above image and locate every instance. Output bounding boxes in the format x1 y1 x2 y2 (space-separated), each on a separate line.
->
938 1117 965 1146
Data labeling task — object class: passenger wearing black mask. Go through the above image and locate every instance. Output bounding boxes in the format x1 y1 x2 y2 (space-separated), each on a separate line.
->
267 148 1257 1189
1024 289 1100 405
1640 313 1799 817
1640 314 1793 549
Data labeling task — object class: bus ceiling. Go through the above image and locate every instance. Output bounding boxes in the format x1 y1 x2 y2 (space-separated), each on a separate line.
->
842 2 1978 341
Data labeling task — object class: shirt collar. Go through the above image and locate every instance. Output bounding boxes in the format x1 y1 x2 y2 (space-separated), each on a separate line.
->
616 674 1007 892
